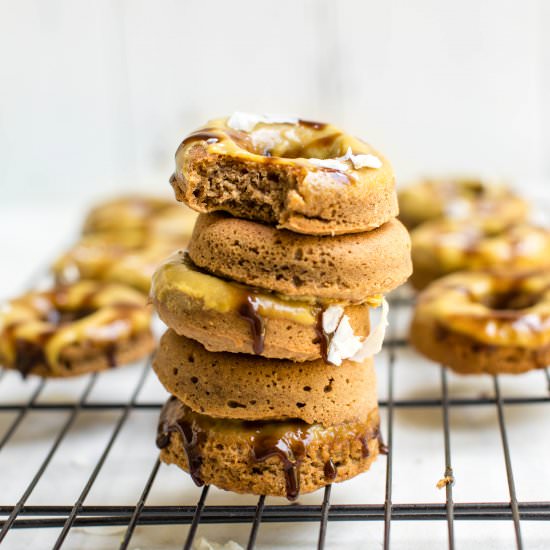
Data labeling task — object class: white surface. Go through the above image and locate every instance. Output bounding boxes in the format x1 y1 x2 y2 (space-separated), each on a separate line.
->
1 0 550 204
1 203 550 549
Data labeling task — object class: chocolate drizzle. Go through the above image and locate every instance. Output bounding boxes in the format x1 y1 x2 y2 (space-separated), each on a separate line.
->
156 398 206 487
251 433 306 500
180 130 220 148
238 296 266 354
157 398 383 501
324 458 337 480
314 309 332 364
376 428 389 455
299 119 327 130
14 339 47 379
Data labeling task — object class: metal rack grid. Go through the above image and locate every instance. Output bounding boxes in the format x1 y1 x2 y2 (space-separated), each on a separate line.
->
0 294 549 550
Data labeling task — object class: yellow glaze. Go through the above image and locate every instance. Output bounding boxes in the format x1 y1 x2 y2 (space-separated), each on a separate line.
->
0 281 152 373
152 251 383 326
398 177 529 231
416 271 550 347
83 195 197 240
174 116 391 188
412 220 550 274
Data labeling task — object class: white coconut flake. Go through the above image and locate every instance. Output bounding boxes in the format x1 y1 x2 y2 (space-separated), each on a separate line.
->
444 198 472 218
350 297 389 362
327 315 363 366
309 147 381 173
251 127 281 152
309 158 350 171
324 298 389 366
322 305 345 334
227 112 298 132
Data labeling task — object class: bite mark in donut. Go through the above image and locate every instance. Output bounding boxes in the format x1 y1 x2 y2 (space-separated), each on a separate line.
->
170 115 397 235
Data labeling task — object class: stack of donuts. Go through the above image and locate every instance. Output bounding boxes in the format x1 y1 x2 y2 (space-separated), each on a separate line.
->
151 113 412 499
399 178 550 375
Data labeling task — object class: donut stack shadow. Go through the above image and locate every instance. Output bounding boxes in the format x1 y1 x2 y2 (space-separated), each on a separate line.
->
150 115 412 500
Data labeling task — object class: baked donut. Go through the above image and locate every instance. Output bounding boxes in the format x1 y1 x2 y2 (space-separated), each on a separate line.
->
157 396 381 500
187 213 412 301
83 195 197 241
151 251 386 362
170 113 397 235
53 234 186 293
398 177 529 231
410 220 550 290
410 270 550 374
0 280 154 378
153 330 378 425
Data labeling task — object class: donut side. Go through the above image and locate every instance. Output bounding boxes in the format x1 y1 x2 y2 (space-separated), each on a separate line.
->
153 284 370 362
157 397 381 500
153 331 377 425
410 314 550 375
187 214 412 301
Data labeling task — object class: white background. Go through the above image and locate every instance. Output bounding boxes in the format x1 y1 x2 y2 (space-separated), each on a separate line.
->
1 0 549 205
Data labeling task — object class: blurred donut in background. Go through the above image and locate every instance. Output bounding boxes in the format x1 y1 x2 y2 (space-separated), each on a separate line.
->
398 177 529 232
52 195 197 293
409 219 550 290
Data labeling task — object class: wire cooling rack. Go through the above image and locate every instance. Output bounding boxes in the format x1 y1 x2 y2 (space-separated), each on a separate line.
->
0 291 549 550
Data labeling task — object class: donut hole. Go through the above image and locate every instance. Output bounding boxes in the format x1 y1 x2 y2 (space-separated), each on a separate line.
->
481 290 539 311
46 307 95 326
247 125 346 159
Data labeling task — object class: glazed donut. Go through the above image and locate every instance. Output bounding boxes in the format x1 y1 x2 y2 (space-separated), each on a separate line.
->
151 251 384 362
0 280 154 378
82 195 197 241
170 113 397 235
52 233 187 293
157 396 381 500
410 220 550 290
398 177 529 231
410 271 550 374
187 213 412 301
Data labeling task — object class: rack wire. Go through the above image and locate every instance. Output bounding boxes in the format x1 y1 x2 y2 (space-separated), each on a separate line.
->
0 293 549 550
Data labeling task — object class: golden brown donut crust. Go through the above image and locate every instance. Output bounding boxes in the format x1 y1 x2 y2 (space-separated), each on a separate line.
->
410 220 550 290
410 271 550 374
188 213 412 301
151 251 375 361
398 177 529 231
153 330 378 425
157 397 381 500
170 116 397 235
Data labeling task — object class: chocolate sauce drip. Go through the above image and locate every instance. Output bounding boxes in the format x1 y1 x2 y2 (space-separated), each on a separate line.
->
376 429 389 455
359 434 371 458
238 296 266 354
156 407 206 487
14 339 46 379
314 309 331 363
180 130 220 148
252 434 306 501
299 119 327 130
105 344 117 368
324 458 337 481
